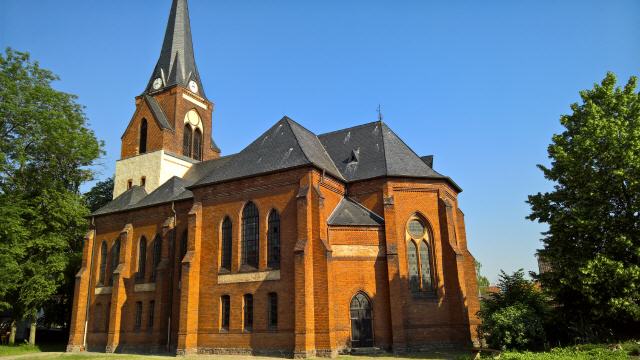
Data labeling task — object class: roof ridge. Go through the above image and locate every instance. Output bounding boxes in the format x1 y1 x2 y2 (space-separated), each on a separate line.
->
317 120 380 137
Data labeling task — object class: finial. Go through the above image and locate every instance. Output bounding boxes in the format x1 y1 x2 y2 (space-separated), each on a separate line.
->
377 104 383 122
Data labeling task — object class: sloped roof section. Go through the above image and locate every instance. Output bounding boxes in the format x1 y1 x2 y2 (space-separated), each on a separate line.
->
318 121 461 191
144 0 206 99
133 176 192 209
92 186 148 216
328 197 384 226
193 116 344 187
143 95 172 130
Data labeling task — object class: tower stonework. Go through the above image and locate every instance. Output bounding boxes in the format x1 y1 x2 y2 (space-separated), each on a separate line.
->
68 0 481 356
113 0 219 198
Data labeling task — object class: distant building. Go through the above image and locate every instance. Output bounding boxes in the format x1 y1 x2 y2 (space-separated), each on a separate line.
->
67 0 481 356
536 253 552 275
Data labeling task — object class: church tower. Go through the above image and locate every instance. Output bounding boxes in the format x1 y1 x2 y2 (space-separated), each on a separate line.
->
113 0 220 198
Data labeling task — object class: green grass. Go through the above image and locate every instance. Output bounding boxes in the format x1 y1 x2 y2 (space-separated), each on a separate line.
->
0 344 42 356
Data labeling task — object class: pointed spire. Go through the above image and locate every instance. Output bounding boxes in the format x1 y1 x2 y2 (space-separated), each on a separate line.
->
145 0 206 99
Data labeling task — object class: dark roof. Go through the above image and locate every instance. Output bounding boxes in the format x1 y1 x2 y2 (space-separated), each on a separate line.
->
132 176 192 209
318 121 461 191
143 95 172 130
327 197 384 226
144 0 206 99
91 155 235 216
192 116 344 187
92 186 148 216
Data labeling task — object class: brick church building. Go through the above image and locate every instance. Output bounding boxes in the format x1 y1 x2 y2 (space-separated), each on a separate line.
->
68 0 480 356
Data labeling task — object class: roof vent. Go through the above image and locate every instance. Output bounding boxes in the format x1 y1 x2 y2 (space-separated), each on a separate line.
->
348 148 360 163
420 155 434 168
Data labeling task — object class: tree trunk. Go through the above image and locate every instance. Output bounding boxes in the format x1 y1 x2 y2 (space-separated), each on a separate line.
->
9 320 16 345
28 318 36 345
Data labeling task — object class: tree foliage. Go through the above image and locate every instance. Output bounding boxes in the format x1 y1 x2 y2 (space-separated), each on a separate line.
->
84 177 113 212
479 270 550 350
476 260 491 296
0 48 103 340
527 72 640 339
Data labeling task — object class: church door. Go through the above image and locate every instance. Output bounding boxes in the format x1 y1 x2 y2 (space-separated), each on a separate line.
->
350 292 373 347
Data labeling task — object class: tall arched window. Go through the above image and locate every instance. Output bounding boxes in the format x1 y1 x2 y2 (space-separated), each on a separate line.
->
151 234 162 282
193 128 202 161
109 239 120 286
242 202 259 268
183 125 193 157
137 236 147 282
98 241 107 285
407 241 420 292
406 216 435 294
419 240 434 291
139 118 148 154
221 217 232 271
267 210 280 269
350 292 373 347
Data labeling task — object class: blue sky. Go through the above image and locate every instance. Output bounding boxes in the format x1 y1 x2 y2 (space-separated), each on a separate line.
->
1 0 638 283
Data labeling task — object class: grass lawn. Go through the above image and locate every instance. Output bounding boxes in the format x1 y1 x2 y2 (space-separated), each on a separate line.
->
1 342 638 360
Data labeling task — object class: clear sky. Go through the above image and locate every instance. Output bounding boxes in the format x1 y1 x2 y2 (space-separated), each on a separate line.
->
1 0 638 283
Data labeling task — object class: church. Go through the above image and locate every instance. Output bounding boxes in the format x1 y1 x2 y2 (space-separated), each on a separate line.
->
67 0 480 356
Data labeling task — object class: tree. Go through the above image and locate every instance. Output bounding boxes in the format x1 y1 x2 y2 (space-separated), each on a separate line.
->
84 177 114 212
527 72 640 340
478 269 549 350
476 260 491 296
0 48 103 344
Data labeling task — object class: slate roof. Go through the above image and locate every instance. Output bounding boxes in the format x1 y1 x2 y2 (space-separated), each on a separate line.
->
92 186 148 216
93 118 461 216
327 197 384 226
143 95 172 130
192 116 344 187
318 121 461 191
144 0 206 99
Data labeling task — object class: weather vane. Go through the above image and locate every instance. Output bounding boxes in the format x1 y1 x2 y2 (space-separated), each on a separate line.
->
377 104 383 122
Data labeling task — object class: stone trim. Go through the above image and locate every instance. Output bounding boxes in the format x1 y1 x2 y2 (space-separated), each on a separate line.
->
217 270 280 284
331 245 385 258
134 283 156 292
94 286 113 295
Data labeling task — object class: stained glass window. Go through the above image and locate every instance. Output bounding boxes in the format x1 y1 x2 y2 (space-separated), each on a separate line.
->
99 241 107 285
267 210 280 269
407 241 420 293
221 217 232 271
242 202 259 268
420 240 433 291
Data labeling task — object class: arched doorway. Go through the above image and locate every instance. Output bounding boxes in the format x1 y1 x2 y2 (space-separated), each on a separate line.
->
350 292 373 347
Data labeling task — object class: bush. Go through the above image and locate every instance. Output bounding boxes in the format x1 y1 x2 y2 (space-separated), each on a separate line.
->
478 270 549 350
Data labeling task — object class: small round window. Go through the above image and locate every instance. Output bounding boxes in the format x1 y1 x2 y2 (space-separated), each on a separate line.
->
408 219 426 239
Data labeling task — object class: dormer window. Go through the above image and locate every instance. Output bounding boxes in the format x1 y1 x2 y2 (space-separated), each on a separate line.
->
140 177 146 187
127 179 133 189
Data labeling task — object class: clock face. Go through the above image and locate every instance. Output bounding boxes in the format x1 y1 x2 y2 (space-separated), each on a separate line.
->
152 78 163 90
188 80 199 93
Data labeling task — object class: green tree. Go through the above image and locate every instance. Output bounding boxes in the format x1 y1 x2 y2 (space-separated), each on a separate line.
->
476 260 491 296
527 72 640 340
0 48 103 344
84 177 114 212
478 269 549 350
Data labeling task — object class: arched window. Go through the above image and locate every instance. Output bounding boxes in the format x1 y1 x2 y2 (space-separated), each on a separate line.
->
98 241 107 285
193 128 202 161
220 295 230 330
151 234 162 282
139 118 147 154
350 292 373 347
407 241 420 293
406 216 435 294
109 239 120 286
243 294 253 332
268 292 278 329
137 236 147 282
267 210 280 269
183 125 193 157
242 202 259 268
419 240 434 291
221 217 232 271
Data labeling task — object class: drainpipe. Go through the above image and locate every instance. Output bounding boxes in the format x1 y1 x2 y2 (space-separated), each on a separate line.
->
83 216 97 350
166 202 176 351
